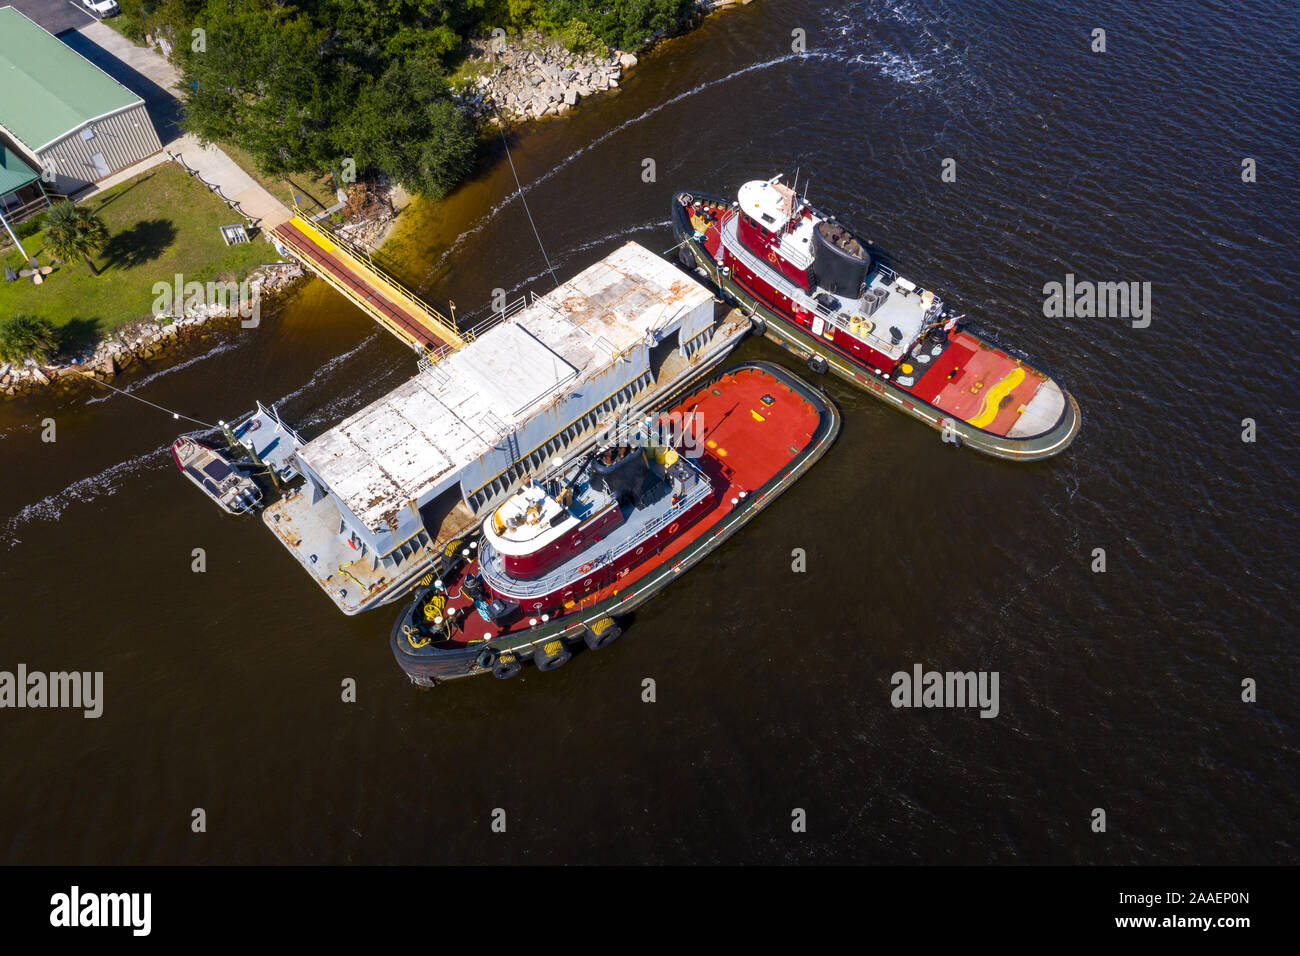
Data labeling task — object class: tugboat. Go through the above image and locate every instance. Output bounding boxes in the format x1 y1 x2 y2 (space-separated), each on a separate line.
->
390 362 840 686
672 176 1081 460
171 437 262 514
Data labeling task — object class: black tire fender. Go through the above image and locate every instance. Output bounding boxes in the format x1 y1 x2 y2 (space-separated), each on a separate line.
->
492 654 522 680
533 639 571 672
584 619 622 650
807 353 829 374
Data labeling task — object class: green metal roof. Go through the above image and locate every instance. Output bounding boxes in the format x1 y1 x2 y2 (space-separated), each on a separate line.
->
0 143 39 195
0 6 143 152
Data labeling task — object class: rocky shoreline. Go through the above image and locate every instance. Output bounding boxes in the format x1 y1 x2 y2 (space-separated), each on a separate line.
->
455 1 752 123
0 261 305 401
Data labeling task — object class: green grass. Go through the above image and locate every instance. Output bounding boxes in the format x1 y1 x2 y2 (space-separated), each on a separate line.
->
0 163 269 352
217 141 339 216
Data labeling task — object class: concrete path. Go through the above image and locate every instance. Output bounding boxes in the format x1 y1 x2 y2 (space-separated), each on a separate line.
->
62 22 291 229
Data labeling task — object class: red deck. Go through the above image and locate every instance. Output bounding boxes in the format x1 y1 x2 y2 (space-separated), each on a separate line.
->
425 366 821 646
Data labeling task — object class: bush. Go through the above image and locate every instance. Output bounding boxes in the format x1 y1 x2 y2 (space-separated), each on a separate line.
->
554 19 607 57
0 315 60 365
16 212 47 241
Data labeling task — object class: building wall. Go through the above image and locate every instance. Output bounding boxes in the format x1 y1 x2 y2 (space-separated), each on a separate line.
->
38 103 162 195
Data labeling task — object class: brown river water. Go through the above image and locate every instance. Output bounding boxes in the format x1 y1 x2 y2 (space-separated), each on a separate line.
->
0 0 1296 863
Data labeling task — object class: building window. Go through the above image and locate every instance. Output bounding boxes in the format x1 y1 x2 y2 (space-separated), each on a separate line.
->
81 128 96 141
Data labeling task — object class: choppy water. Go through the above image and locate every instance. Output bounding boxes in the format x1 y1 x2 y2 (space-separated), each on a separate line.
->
1 0 1296 863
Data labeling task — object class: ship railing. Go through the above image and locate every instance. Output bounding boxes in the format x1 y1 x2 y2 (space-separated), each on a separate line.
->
479 484 710 601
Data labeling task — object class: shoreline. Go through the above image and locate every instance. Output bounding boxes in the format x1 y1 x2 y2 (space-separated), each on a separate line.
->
456 1 752 124
3 0 751 403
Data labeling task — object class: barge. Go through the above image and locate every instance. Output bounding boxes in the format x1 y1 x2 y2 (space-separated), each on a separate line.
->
390 362 840 686
256 242 751 614
672 177 1080 460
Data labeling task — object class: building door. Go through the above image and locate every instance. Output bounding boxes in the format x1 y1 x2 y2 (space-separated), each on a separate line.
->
89 153 111 179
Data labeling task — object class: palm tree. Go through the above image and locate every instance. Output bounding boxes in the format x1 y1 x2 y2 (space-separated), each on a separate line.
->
0 315 59 365
42 202 109 276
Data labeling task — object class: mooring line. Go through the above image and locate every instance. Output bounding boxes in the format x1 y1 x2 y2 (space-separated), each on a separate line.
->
71 368 218 429
495 112 560 289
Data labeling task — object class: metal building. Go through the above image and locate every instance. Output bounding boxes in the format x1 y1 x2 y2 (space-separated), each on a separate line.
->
0 6 162 196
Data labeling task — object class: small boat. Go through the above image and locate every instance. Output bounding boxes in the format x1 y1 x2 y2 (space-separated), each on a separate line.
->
171 437 262 514
390 362 840 686
672 176 1081 461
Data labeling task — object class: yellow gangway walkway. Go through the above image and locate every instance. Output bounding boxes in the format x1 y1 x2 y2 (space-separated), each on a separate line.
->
271 216 463 353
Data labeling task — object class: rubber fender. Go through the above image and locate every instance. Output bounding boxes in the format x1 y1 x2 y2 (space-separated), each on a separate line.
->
534 639 571 672
584 618 623 650
492 654 522 680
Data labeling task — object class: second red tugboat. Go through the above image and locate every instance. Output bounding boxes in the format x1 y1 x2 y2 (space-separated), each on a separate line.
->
672 176 1081 461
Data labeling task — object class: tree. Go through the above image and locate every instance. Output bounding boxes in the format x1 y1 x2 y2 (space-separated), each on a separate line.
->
334 61 477 198
178 2 340 175
43 202 109 276
0 315 59 365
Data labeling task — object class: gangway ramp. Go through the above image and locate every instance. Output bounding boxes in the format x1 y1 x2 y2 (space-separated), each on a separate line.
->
270 216 464 353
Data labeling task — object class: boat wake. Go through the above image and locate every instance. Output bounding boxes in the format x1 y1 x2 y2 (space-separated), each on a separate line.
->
1 333 384 548
415 41 963 287
85 339 248 405
0 440 189 548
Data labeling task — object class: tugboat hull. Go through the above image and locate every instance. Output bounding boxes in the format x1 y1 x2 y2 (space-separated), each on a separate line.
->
390 362 841 686
672 191 1081 462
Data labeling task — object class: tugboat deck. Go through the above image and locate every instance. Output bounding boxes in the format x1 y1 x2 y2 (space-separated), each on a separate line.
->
423 365 823 646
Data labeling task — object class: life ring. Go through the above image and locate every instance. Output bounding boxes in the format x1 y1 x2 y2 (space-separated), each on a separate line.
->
245 419 261 432
668 522 679 533
766 250 778 264
579 562 594 574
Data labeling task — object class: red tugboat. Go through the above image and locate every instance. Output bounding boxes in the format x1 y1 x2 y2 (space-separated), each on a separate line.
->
672 177 1080 460
390 362 840 686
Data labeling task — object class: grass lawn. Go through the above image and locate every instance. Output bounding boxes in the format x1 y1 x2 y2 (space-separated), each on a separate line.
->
217 141 339 217
0 163 269 352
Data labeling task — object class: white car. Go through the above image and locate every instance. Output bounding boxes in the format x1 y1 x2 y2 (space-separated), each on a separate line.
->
82 0 120 17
